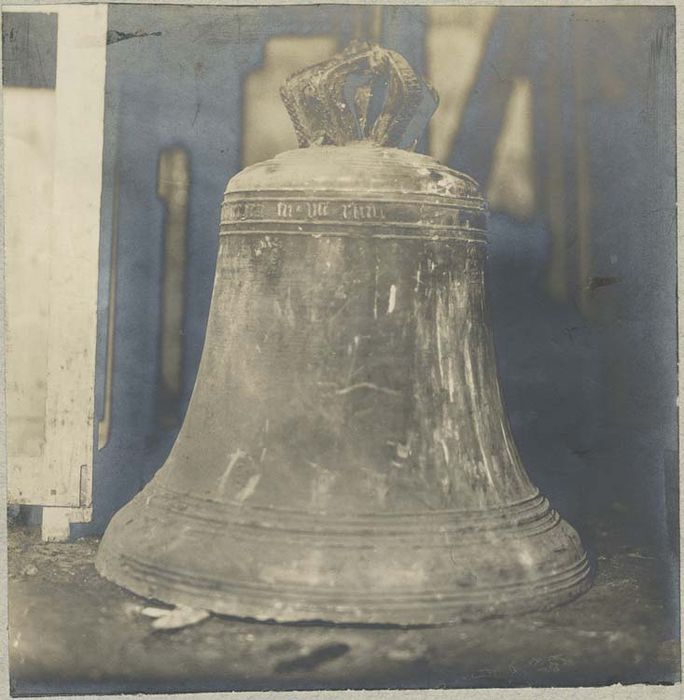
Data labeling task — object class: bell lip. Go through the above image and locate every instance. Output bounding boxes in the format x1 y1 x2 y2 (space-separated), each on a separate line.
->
225 143 484 205
95 483 593 627
95 542 593 627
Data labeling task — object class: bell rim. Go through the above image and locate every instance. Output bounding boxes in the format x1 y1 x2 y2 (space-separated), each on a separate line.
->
95 542 592 626
95 482 592 626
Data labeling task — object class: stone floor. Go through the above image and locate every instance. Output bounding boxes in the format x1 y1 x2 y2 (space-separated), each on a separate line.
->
7 507 680 696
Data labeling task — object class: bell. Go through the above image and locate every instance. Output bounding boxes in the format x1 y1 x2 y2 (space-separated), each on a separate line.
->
96 42 591 625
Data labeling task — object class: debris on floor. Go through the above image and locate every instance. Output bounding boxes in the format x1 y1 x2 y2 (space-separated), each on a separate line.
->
140 605 211 631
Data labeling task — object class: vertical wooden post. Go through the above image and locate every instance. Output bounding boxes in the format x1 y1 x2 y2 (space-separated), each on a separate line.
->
3 5 108 540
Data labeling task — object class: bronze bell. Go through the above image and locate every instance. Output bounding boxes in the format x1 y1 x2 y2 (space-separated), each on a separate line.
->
96 42 591 625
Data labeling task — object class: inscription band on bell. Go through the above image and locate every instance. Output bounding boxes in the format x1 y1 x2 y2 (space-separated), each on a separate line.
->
220 195 488 240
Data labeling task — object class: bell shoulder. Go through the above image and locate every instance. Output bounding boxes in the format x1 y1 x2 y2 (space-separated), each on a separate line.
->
224 143 484 207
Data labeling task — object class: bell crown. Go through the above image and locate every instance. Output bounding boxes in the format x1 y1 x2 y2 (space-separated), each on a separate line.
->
280 40 439 151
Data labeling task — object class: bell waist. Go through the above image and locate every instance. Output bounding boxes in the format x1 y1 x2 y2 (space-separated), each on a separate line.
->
220 191 487 242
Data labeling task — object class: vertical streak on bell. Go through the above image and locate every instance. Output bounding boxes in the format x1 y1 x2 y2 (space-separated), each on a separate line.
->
413 241 533 509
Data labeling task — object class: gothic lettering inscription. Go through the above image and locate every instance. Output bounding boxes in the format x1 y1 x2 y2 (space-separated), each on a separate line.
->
276 201 330 218
341 202 387 221
224 202 265 221
274 200 387 222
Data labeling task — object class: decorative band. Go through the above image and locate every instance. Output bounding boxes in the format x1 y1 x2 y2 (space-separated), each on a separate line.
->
145 485 553 541
219 225 486 243
220 195 487 239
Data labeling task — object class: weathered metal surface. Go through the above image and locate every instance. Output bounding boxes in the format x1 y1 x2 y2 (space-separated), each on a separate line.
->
96 43 591 624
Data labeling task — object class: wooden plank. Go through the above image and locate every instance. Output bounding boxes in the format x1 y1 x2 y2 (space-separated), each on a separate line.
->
5 5 107 516
4 86 55 503
42 5 108 508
